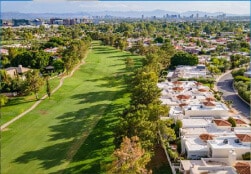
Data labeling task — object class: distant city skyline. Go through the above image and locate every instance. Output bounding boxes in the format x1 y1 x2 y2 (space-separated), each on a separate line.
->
1 1 250 15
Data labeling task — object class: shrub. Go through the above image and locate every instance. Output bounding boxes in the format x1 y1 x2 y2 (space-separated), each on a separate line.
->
176 139 182 154
0 94 8 106
227 117 236 127
242 152 251 160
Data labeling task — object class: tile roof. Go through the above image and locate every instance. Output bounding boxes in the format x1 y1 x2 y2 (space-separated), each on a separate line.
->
199 133 214 142
205 97 215 101
203 101 216 106
198 88 208 92
179 103 188 107
213 119 232 127
173 81 183 85
173 87 184 91
234 119 247 125
235 134 251 142
234 162 251 174
195 82 203 86
177 95 190 100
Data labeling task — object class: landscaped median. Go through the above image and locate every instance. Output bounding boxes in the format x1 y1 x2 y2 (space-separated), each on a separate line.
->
1 41 144 174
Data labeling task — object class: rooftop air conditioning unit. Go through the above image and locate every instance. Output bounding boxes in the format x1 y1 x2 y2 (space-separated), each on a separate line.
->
234 139 240 143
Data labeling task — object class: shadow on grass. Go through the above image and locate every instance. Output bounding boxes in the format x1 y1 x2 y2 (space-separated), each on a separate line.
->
12 42 141 173
4 97 36 107
13 100 120 171
13 89 126 172
48 103 110 141
83 74 127 90
55 102 124 174
92 46 119 55
71 90 123 104
13 141 73 170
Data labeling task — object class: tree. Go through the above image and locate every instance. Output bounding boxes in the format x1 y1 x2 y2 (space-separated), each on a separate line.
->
118 38 128 51
108 136 151 174
154 36 164 43
121 105 158 150
170 51 198 68
227 117 236 127
46 78 51 98
53 59 64 73
242 152 251 160
176 139 182 154
2 27 15 40
131 68 160 106
24 70 44 100
125 57 135 70
174 119 183 137
11 51 33 67
0 94 8 107
32 50 51 69
0 69 18 93
225 100 233 109
227 41 240 52
62 40 89 74
159 120 176 143
230 54 249 69
159 43 176 69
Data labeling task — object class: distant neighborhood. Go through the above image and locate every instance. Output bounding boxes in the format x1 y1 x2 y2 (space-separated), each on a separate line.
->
1 10 250 174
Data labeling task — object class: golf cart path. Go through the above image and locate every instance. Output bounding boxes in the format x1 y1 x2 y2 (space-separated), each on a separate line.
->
1 61 85 131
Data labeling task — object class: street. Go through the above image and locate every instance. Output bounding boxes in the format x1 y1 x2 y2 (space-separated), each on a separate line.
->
217 72 250 118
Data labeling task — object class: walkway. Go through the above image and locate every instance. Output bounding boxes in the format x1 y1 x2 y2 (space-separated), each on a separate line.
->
1 61 85 130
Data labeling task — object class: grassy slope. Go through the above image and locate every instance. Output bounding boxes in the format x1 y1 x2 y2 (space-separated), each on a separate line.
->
1 41 143 174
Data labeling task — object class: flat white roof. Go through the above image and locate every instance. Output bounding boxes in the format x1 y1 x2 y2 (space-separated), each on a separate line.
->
181 158 230 171
180 160 203 171
169 106 183 114
234 128 251 134
208 137 251 149
185 137 208 151
182 118 212 128
191 166 236 174
184 103 229 111
181 126 233 136
160 98 178 105
167 72 174 78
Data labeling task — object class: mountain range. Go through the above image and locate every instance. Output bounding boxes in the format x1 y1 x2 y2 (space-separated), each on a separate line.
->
1 10 249 20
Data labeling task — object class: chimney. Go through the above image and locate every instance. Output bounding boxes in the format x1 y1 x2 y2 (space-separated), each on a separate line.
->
18 65 23 73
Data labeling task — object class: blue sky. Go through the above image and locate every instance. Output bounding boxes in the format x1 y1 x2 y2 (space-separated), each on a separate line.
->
1 1 250 15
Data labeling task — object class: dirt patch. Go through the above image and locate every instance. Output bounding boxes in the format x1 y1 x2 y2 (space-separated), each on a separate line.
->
39 110 48 115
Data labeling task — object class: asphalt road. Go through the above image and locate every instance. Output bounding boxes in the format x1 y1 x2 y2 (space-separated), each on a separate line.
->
217 72 250 118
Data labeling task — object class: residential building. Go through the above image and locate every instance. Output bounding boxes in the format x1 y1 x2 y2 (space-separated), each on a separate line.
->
179 157 251 174
207 134 251 159
174 65 208 79
5 65 30 79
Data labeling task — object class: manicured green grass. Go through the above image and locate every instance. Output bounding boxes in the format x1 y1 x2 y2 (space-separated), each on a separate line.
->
1 41 143 174
203 83 214 88
1 77 60 125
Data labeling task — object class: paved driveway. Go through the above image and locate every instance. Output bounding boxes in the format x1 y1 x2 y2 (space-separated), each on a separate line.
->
217 72 250 118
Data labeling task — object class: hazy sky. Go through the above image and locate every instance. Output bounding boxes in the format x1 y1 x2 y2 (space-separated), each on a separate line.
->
2 1 250 15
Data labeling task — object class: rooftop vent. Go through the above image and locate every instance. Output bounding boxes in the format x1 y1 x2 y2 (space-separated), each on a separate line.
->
234 139 240 143
223 139 228 144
